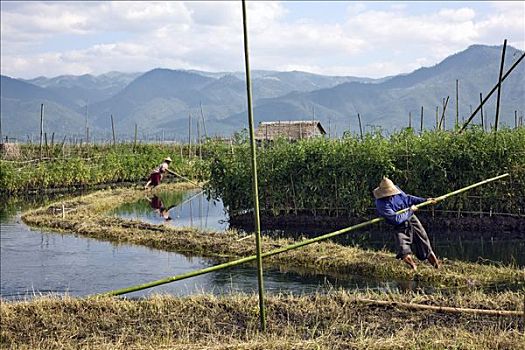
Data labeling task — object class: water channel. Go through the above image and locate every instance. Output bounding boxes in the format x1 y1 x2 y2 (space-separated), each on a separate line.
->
1 189 523 300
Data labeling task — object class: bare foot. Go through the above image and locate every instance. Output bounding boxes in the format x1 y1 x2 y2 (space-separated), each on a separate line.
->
428 252 440 269
402 254 417 271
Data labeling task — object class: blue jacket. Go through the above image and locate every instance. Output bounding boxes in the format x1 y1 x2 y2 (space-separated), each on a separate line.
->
375 188 426 226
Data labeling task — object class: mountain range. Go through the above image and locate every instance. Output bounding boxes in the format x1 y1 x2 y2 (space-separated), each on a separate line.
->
1 44 524 142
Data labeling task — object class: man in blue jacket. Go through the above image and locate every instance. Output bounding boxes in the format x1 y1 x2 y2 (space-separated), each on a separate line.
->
374 177 440 271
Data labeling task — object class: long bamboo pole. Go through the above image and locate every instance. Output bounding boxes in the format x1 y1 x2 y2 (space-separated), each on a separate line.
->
241 0 266 331
459 51 524 133
96 173 509 298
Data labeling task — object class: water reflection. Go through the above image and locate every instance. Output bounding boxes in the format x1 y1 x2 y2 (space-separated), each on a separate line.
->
111 189 525 267
111 189 228 231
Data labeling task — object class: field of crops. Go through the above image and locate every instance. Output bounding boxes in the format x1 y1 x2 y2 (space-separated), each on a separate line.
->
0 143 206 193
206 128 525 218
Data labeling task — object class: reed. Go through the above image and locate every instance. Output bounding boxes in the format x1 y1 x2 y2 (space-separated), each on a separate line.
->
1 290 523 350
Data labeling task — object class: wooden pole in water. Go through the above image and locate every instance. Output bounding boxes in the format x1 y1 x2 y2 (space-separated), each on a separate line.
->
459 50 524 133
494 39 507 132
96 173 510 298
39 103 44 159
241 0 266 331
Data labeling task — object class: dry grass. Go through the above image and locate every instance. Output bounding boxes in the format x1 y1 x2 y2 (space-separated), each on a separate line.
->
21 183 525 289
1 290 523 350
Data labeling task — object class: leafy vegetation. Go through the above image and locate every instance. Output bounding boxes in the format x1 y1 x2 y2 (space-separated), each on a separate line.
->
0 143 206 193
206 128 525 217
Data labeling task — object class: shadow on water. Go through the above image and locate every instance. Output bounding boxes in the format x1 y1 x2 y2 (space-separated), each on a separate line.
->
111 189 525 268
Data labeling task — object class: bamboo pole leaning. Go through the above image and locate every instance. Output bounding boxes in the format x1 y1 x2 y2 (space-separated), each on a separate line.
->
95 173 510 298
459 51 524 133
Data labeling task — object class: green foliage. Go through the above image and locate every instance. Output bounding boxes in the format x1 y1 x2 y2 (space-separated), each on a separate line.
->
206 128 525 216
0 143 204 193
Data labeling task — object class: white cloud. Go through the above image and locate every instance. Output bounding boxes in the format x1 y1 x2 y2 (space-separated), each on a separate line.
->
0 1 524 79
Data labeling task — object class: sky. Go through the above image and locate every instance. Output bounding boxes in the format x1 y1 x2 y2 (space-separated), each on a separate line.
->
1 1 524 79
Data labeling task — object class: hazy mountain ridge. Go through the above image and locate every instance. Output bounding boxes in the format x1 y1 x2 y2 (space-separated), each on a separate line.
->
1 44 524 140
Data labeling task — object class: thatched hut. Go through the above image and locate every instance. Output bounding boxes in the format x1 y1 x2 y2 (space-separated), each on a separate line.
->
254 120 326 142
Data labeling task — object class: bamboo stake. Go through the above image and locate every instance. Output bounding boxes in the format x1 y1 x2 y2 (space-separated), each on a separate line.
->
480 93 484 131
459 51 524 133
242 0 266 331
357 113 363 140
197 119 202 160
454 79 459 129
85 104 89 144
200 102 208 139
438 96 449 131
96 173 509 298
408 112 412 129
435 106 439 130
39 103 44 159
494 39 507 132
420 106 424 134
111 114 116 146
355 298 522 317
134 124 138 150
188 113 192 158
514 110 518 129
44 132 48 157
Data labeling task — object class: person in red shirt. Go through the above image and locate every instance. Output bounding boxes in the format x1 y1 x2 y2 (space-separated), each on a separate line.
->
144 157 175 190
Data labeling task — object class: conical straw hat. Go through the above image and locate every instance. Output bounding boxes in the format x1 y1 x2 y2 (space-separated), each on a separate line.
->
164 156 172 162
373 177 402 199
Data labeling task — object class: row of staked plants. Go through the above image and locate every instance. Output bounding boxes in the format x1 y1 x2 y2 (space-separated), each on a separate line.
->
0 143 206 193
205 127 525 218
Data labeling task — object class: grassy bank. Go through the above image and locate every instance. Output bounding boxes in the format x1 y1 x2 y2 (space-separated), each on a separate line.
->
0 143 206 193
1 290 523 349
207 128 525 217
21 183 525 288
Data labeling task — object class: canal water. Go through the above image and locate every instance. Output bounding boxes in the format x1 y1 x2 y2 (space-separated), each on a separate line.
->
0 192 419 300
111 189 525 267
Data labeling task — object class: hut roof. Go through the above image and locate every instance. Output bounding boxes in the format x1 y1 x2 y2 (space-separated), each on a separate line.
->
254 120 326 141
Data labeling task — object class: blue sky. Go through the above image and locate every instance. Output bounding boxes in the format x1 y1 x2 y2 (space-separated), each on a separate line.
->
1 1 523 79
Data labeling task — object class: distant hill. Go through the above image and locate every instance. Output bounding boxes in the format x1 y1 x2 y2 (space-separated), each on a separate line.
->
1 44 523 141
222 44 524 135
